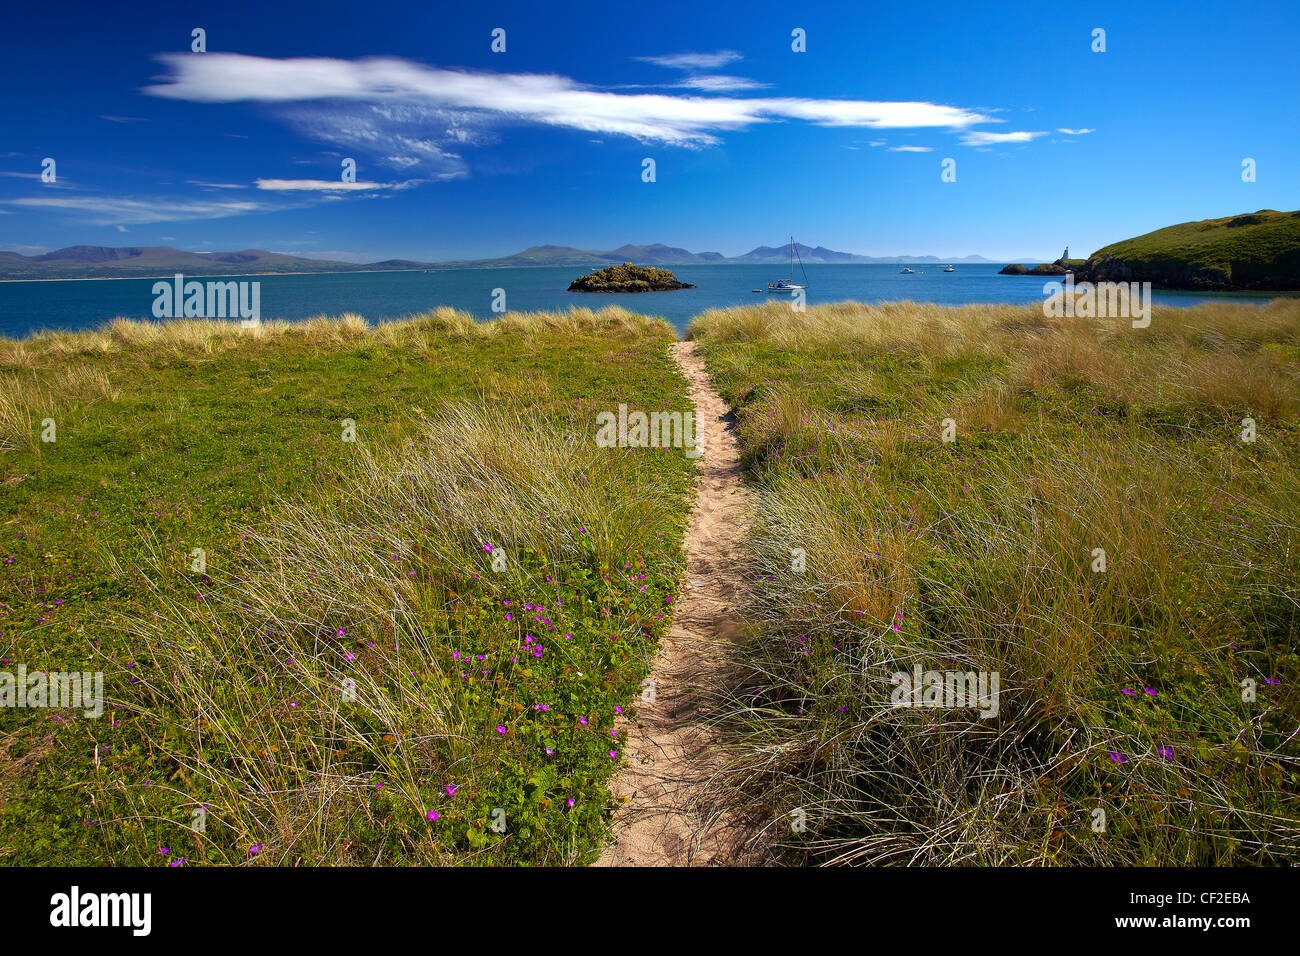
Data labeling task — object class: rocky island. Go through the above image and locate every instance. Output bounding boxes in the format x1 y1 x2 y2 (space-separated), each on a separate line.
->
999 261 1078 276
567 262 696 293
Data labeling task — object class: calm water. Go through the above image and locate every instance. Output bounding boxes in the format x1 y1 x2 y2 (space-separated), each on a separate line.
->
0 264 1283 339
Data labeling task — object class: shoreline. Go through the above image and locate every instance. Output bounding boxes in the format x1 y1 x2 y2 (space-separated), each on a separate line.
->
0 267 430 284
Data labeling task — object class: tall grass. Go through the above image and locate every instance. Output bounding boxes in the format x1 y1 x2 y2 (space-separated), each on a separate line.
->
0 306 690 865
690 298 1300 865
0 305 669 364
111 401 687 864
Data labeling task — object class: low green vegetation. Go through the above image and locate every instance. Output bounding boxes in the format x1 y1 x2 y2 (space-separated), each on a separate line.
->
1082 208 1300 290
689 298 1300 865
567 262 695 293
0 307 694 865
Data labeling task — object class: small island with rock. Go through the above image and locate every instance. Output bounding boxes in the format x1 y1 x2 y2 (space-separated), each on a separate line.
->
567 262 696 293
999 260 1084 276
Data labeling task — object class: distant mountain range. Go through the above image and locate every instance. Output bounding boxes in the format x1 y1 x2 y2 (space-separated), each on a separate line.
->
0 242 1026 280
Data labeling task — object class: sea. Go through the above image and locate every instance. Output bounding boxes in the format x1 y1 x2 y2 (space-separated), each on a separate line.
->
0 263 1286 339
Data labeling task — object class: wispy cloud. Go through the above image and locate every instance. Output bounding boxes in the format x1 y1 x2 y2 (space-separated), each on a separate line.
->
676 75 769 92
1057 127 1095 135
3 195 266 225
634 51 743 71
889 145 933 152
254 178 417 192
143 53 995 151
960 130 1047 146
186 180 248 189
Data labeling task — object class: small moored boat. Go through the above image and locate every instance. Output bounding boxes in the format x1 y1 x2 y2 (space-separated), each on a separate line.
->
765 237 810 293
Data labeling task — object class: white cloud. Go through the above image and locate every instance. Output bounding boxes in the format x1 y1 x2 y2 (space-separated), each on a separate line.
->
3 196 266 225
187 180 248 189
254 178 414 191
1057 127 1095 135
959 130 1048 146
143 53 994 149
889 145 933 152
676 75 769 92
634 51 743 71
755 98 988 130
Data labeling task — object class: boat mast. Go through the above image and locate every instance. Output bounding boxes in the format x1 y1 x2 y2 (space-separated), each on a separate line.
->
790 236 809 289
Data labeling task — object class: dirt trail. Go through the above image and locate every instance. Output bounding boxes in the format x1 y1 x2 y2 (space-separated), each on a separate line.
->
594 340 755 867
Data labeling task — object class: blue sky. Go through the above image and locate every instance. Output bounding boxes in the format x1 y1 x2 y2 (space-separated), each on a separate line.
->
1 0 1297 262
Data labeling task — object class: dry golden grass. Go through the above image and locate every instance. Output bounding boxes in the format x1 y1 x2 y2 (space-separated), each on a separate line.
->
691 296 1300 865
692 297 1300 421
0 305 673 367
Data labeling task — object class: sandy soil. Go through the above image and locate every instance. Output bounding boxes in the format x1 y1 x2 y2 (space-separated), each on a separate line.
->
593 340 756 867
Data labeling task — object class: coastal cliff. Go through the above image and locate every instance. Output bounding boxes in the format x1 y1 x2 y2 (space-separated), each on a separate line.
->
1001 210 1300 291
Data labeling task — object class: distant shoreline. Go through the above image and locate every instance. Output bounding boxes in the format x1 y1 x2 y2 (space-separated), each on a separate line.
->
0 268 430 284
0 261 1032 283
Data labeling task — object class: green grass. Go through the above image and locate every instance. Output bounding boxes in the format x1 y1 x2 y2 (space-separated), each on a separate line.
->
689 298 1300 865
0 307 694 865
1086 208 1300 288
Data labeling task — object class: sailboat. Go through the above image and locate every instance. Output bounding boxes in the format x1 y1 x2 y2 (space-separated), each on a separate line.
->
943 265 955 272
765 237 809 293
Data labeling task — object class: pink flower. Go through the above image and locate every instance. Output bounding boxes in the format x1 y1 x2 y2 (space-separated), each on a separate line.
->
427 810 439 821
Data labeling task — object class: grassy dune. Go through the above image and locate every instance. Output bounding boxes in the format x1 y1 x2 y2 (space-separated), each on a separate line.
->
0 307 693 865
689 298 1300 865
1082 208 1300 289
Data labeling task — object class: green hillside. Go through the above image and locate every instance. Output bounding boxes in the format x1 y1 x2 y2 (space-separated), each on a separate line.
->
1081 209 1300 290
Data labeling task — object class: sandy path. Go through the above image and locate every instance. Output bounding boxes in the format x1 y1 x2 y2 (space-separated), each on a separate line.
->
594 340 754 867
